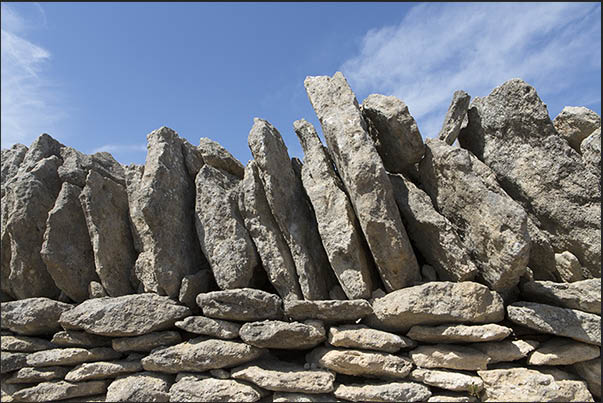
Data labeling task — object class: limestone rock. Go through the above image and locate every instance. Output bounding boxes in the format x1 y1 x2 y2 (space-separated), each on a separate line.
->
407 324 512 343
12 380 107 402
0 144 27 198
88 281 108 298
553 106 601 152
327 324 415 353
273 392 340 402
527 337 600 366
284 299 372 322
57 146 125 187
438 90 471 145
1 297 72 335
196 289 283 321
174 316 240 339
1 335 55 352
65 359 142 382
410 344 490 370
26 347 120 367
112 331 182 352
333 381 431 402
5 366 68 384
573 358 601 398
16 133 64 173
428 394 477 402
581 127 601 178
1 352 28 374
520 279 601 314
196 137 245 178
58 293 191 337
105 371 171 402
178 270 212 313
169 374 266 402
239 320 326 349
473 339 539 364
554 251 588 282
51 330 112 348
410 368 483 392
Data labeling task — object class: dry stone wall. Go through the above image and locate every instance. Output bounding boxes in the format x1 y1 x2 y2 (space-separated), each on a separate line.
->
1 72 601 402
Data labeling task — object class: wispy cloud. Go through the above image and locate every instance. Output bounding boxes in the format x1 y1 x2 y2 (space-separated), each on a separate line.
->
91 144 147 154
341 2 601 138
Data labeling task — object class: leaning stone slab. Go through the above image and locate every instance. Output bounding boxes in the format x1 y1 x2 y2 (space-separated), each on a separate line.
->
573 358 601 398
1 335 55 352
472 339 539 364
51 330 111 348
239 320 326 349
527 337 600 366
196 289 283 321
26 347 120 367
1 298 72 336
5 366 68 384
1 352 28 374
437 90 471 145
406 324 512 344
59 293 191 337
284 299 372 323
273 392 341 402
554 250 586 283
507 301 601 345
196 137 246 178
521 279 601 314
178 270 212 313
57 146 125 188
12 380 107 402
581 128 601 178
174 316 240 339
327 324 415 353
112 331 182 352
65 359 142 382
410 368 483 392
170 374 266 402
305 73 420 291
553 106 601 153
333 381 431 403
105 371 171 402
410 344 490 370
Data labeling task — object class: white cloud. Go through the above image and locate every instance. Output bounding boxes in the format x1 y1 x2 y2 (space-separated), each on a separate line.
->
341 2 601 138
91 144 147 154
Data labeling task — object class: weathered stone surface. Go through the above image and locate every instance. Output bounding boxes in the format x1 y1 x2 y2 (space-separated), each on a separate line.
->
170 374 266 402
16 133 65 173
1 144 27 197
1 298 72 336
521 279 601 314
410 344 490 370
333 381 431 402
1 378 28 403
1 335 55 352
581 127 601 178
239 320 325 349
196 137 245 179
327 324 415 353
105 371 171 402
273 392 340 402
527 337 600 366
284 299 372 322
57 146 125 188
12 380 107 402
88 281 108 298
174 316 240 339
1 352 28 373
80 170 136 296
141 338 263 373
407 324 512 344
428 394 477 402
59 294 190 337
458 79 601 278
553 106 601 152
248 118 334 300
51 330 111 348
112 331 182 352
370 282 504 332
438 90 471 145
554 251 588 282
294 119 373 299
178 270 212 312
307 346 413 378
472 339 539 363
573 358 601 398
305 73 420 291
26 347 120 367
389 173 478 282
238 161 303 301
411 368 483 392
195 164 259 289
65 359 142 381
196 289 283 321
507 301 601 345
231 359 335 393
5 366 68 384
418 139 530 294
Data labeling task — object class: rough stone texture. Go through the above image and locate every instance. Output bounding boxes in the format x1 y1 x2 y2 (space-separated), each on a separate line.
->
458 79 601 278
1 144 28 196
573 358 601 398
194 164 259 289
294 119 373 299
169 374 266 402
1 352 28 373
284 299 372 322
105 371 171 402
473 339 539 364
418 139 530 294
1 335 55 352
333 381 432 402
428 394 477 402
520 279 601 314
553 106 601 152
141 338 264 373
409 344 490 370
248 118 334 300
64 359 142 381
581 127 601 179
370 282 504 332
231 359 335 393
389 173 478 282
273 392 340 402
239 320 326 349
12 380 107 402
174 316 240 339
327 324 415 353
196 137 245 179
410 368 483 392
555 251 588 282
238 161 303 301
406 324 512 344
57 146 125 188
58 294 191 337
305 73 420 292
196 289 283 321
26 347 120 367
438 90 471 145
88 281 108 299
527 337 600 366
178 270 212 313
5 366 69 384
112 331 182 352
507 301 601 345
307 346 413 378
1 298 72 336
51 330 111 348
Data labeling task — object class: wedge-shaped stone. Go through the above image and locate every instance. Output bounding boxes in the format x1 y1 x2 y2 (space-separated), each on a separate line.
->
26 347 120 367
406 324 512 344
231 359 335 393
178 270 212 313
573 358 601 398
273 392 341 402
57 146 125 188
65 359 142 382
581 128 601 179
170 374 266 402
284 299 372 322
12 380 106 402
1 298 72 336
174 316 240 339
141 338 263 373
59 293 191 337
305 73 420 291
438 90 471 145
334 381 431 403
521 279 601 314
554 251 586 282
1 352 28 374
473 339 539 364
553 106 601 152
411 368 483 392
51 330 111 348
106 371 171 402
195 137 245 178
307 346 412 378
239 320 325 349
528 337 600 366
410 344 490 370
294 119 373 299
327 324 415 353
112 331 182 352
1 335 55 352
370 282 504 332
5 366 68 384
196 289 283 321
507 302 601 345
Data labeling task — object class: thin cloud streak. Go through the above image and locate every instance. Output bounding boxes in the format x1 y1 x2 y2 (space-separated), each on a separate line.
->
91 144 147 154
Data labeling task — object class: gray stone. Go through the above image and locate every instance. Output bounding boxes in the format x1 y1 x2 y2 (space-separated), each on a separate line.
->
88 281 108 299
16 133 65 173
178 270 212 312
105 371 171 402
407 324 512 344
410 344 490 370
65 359 142 382
51 330 111 348
553 106 601 152
169 374 266 402
12 380 107 402
573 358 601 398
57 146 125 188
410 368 483 392
284 299 372 322
581 127 601 179
327 324 415 353
438 90 471 145
555 251 588 282
1 378 28 403
473 339 539 364
112 331 182 352
239 320 325 349
196 137 245 179
26 347 120 367
428 394 478 402
527 337 600 366
1 297 72 336
273 392 340 402
174 316 240 339
305 73 420 291
5 366 68 384
59 294 191 337
333 381 432 402
1 335 55 352
196 289 283 321
1 352 28 374
521 279 601 314
0 144 27 198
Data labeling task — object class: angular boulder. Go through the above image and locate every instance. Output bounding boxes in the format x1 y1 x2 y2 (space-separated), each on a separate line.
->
196 137 245 178
169 374 266 402
284 299 373 322
437 90 471 145
239 320 326 349
553 106 601 152
196 289 283 321
57 146 125 188
1 298 72 336
406 324 512 343
520 278 601 314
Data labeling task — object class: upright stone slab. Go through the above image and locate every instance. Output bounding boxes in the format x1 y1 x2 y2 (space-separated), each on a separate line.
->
581 127 601 181
552 106 601 153
57 146 125 188
305 72 420 291
438 90 471 145
294 119 373 299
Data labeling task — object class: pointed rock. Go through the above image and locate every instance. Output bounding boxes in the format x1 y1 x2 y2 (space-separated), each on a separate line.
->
438 90 471 145
520 278 601 314
1 297 72 336
196 137 245 178
169 374 266 402
196 289 283 321
17 133 65 173
57 146 125 187
553 106 601 153
239 320 326 349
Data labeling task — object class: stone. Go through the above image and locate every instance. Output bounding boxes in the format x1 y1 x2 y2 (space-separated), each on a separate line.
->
231 359 335 393
65 359 142 382
458 79 601 278
12 380 107 402
57 146 125 188
196 289 283 321
1 335 55 352
196 137 245 179
178 270 212 312
581 127 601 178
248 118 334 300
294 119 373 299
527 337 600 366
370 281 504 332
16 133 65 173
307 346 413 378
284 299 372 322
273 392 340 402
80 170 137 296
238 161 303 301
51 330 111 348
56 394 107 402
105 371 171 402
194 164 260 289
169 374 266 402
520 278 601 314
327 324 415 353
438 90 472 145
305 73 420 291
26 347 120 367
5 366 69 384
389 173 478 281
472 339 539 364
418 139 530 294
410 368 483 392
112 331 182 352
573 358 601 398
409 344 490 370
59 293 191 337
553 106 601 152
174 316 240 339
554 251 588 282
1 298 72 336
141 338 263 373
428 394 477 402
406 324 512 343
0 144 27 199
1 352 28 374
333 381 432 402
239 320 326 349
507 301 601 345
88 281 108 298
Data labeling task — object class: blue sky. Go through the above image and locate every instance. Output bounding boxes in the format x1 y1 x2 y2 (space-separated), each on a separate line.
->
2 2 601 165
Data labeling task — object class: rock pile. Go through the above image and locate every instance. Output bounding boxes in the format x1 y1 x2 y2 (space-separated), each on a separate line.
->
1 72 601 402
